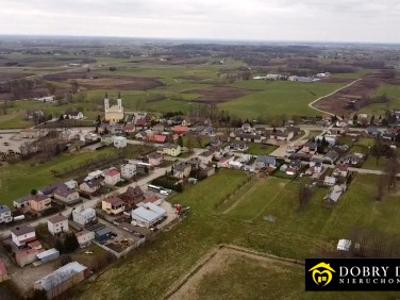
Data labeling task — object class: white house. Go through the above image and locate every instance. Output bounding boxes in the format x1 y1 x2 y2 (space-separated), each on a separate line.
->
113 136 128 149
11 226 36 247
0 205 12 224
131 203 166 228
121 163 136 179
337 239 352 252
103 168 121 186
47 215 69 236
72 207 96 226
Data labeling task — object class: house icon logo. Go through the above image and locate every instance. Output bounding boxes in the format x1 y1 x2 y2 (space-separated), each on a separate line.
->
308 262 336 286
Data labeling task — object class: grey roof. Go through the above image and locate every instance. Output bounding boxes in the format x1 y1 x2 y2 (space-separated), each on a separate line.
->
54 185 76 198
48 214 68 224
35 262 87 292
0 205 10 214
255 155 276 165
11 225 35 236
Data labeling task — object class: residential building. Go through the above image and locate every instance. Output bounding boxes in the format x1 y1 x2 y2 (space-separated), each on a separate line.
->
0 205 12 224
172 125 189 135
15 248 41 267
103 168 121 186
121 163 136 179
148 152 164 167
255 155 277 169
120 186 145 208
172 162 192 179
53 185 80 205
11 225 36 247
113 136 128 149
131 203 167 228
79 178 102 195
102 196 126 215
75 230 95 248
34 262 87 299
28 195 52 212
72 208 96 226
162 144 182 157
48 215 69 236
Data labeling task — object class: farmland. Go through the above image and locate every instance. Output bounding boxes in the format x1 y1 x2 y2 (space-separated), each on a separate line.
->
74 169 400 299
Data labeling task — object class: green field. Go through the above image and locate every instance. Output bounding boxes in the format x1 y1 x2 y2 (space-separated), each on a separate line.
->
247 143 277 155
360 84 400 115
221 81 344 120
74 170 400 299
0 145 152 205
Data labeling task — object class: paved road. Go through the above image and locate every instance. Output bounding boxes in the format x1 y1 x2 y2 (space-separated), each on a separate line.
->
308 79 362 117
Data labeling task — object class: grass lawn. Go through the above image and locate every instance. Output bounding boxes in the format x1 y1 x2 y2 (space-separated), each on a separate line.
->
73 170 400 299
247 143 277 155
221 81 344 120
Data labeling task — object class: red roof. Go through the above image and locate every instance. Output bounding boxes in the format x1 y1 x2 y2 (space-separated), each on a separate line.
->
105 168 120 177
172 126 189 134
150 134 167 144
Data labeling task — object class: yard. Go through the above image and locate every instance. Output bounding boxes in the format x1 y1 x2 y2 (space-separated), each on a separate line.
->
247 143 277 155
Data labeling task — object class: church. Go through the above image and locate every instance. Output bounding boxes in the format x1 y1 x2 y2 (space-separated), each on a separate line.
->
104 93 124 124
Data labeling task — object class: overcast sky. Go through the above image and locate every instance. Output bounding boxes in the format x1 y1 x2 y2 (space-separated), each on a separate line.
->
0 0 399 43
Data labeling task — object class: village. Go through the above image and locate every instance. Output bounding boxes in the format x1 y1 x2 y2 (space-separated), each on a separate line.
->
0 93 400 299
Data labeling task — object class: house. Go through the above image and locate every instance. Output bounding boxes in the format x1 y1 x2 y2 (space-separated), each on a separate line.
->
124 124 136 135
13 196 29 209
48 214 69 236
199 150 215 165
64 180 78 190
162 144 182 157
172 162 192 179
324 150 340 164
0 259 8 282
121 163 136 179
337 239 352 252
113 136 127 149
75 230 95 248
65 111 84 120
148 134 167 144
324 176 337 186
72 208 96 226
316 134 337 146
102 196 126 215
79 178 102 195
53 185 80 205
172 125 189 135
15 248 41 267
302 142 317 153
255 155 277 169
103 167 121 186
148 152 164 167
34 262 87 299
120 186 145 208
327 184 346 203
28 195 52 213
241 123 252 133
131 203 167 228
200 166 216 178
333 165 349 178
0 205 12 224
11 225 36 247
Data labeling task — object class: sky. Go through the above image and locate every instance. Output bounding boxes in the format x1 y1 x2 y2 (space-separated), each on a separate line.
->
0 0 399 43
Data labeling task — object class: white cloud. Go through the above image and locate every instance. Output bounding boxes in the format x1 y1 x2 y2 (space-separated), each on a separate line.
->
0 0 399 43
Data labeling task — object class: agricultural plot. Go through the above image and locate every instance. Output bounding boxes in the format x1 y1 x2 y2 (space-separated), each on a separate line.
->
75 170 400 299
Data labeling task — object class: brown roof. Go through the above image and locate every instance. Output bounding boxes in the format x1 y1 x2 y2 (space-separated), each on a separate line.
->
103 196 124 206
48 214 67 224
11 225 35 236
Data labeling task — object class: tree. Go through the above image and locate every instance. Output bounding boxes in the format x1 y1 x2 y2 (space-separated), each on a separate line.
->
64 233 79 253
298 184 312 210
30 189 38 195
